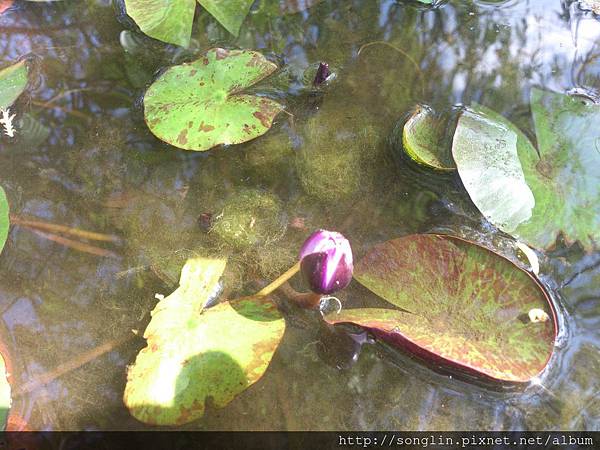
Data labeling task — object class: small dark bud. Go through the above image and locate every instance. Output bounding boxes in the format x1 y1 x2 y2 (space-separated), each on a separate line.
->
197 212 214 232
313 62 331 86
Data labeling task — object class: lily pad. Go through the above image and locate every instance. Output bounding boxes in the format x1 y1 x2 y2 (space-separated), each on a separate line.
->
124 0 196 48
0 187 8 255
144 48 283 152
200 0 254 36
124 257 285 425
325 234 556 382
124 0 253 47
453 90 600 251
452 107 536 233
402 105 455 170
0 61 28 109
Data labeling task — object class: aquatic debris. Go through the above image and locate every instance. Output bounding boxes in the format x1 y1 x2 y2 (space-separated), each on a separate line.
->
299 229 353 295
211 188 286 249
144 48 283 151
325 234 557 382
528 308 550 323
0 108 15 137
9 215 120 258
516 241 540 275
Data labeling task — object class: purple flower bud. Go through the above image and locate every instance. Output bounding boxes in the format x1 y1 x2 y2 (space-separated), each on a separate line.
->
313 62 331 86
299 229 353 295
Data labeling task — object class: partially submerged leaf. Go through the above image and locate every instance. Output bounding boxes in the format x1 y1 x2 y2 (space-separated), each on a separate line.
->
453 90 600 251
124 0 196 48
402 105 455 170
144 48 283 151
0 61 28 109
124 257 285 425
325 234 556 382
452 107 535 232
0 187 8 255
517 89 600 251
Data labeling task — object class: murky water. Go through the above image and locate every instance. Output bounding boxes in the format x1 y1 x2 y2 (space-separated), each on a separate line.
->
0 0 599 431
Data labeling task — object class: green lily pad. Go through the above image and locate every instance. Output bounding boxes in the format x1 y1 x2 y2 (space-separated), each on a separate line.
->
402 105 455 170
144 48 283 152
325 234 556 382
124 257 285 425
124 0 196 48
0 187 8 256
199 0 254 36
0 60 28 110
453 90 600 251
124 0 253 47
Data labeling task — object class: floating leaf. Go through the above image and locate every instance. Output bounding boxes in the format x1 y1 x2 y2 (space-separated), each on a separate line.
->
144 48 282 152
452 107 535 233
325 234 556 382
199 0 254 36
0 61 28 110
0 187 8 255
124 0 196 48
124 257 285 425
453 90 600 251
124 0 253 47
402 105 455 170
518 89 600 251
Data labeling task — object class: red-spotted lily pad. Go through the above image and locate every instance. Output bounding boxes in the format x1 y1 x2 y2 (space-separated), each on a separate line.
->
453 89 600 252
144 48 283 152
124 0 254 47
0 187 8 256
325 234 556 382
124 257 285 425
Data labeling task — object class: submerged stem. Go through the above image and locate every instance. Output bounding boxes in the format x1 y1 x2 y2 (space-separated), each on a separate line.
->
357 40 425 95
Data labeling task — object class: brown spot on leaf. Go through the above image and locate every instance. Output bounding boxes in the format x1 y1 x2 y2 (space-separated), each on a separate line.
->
203 58 209 66
189 69 197 76
253 111 271 128
177 129 188 146
198 121 215 132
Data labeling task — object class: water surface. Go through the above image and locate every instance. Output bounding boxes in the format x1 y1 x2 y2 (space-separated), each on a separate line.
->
0 0 599 431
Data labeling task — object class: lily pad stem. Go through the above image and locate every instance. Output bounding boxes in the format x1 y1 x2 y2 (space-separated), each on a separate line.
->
255 261 301 297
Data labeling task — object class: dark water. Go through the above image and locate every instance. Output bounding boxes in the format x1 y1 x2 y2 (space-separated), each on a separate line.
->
0 0 599 431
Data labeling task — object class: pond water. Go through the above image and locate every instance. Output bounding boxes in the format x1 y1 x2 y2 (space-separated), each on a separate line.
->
0 0 599 431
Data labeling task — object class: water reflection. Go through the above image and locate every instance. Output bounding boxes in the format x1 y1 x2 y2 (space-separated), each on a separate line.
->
0 0 597 430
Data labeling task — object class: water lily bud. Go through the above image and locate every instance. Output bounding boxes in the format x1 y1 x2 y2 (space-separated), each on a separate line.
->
313 62 331 86
299 229 353 295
